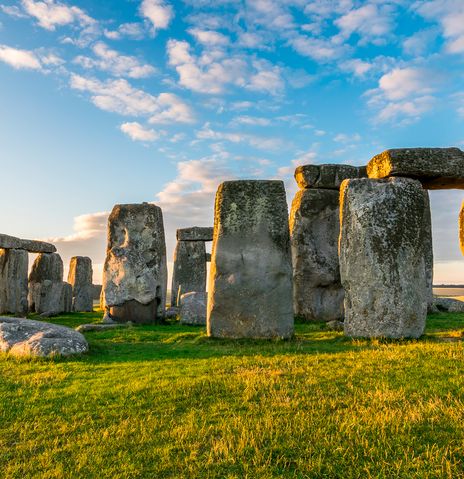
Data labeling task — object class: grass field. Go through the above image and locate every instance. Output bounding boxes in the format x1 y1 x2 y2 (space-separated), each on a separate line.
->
1 311 464 478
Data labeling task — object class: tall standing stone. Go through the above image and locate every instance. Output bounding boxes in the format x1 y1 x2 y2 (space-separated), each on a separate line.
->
290 189 344 321
102 203 167 323
170 240 207 307
0 249 28 316
207 180 294 339
68 256 93 312
339 177 429 338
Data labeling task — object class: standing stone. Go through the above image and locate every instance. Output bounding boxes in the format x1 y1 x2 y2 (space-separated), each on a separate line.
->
290 189 344 321
68 256 93 312
34 280 72 316
179 291 207 325
170 240 207 307
0 249 28 317
102 203 167 324
207 180 294 339
28 252 67 314
339 177 429 338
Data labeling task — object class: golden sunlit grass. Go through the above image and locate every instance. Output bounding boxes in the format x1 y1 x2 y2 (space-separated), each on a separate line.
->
1 311 464 478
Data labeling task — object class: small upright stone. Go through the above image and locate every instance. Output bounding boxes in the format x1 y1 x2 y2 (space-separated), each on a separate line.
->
295 164 366 190
290 189 344 321
68 256 93 312
339 177 429 338
102 203 167 323
170 240 206 307
28 252 68 314
179 292 207 326
0 249 28 317
207 180 294 339
367 147 464 189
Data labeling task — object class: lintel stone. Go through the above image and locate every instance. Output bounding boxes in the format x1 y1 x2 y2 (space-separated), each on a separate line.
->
176 227 213 242
0 233 56 253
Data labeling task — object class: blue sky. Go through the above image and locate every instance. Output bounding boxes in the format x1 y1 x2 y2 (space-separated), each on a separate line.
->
0 0 463 283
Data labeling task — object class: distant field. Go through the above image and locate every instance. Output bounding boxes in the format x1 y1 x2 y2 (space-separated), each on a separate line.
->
1 310 464 478
433 287 464 297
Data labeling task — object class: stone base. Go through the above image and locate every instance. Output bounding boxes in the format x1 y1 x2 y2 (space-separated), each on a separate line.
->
295 286 344 322
109 299 160 324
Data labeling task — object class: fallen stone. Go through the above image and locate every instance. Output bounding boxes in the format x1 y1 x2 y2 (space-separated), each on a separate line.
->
179 292 206 325
0 249 28 317
290 189 344 321
0 317 88 357
102 203 167 324
295 164 366 190
339 177 429 338
367 147 464 189
68 256 93 312
433 297 464 313
176 227 214 242
76 322 132 332
170 241 207 307
207 180 294 339
0 233 56 253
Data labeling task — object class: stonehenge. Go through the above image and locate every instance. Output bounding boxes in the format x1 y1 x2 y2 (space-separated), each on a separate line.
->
207 180 294 339
290 164 366 322
102 203 167 324
179 291 207 325
170 227 213 307
339 177 429 338
68 256 93 312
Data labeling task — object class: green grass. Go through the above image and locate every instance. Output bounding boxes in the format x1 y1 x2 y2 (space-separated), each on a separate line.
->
1 311 464 478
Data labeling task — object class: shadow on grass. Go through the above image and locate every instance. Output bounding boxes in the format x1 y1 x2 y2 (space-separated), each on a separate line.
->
18 310 464 365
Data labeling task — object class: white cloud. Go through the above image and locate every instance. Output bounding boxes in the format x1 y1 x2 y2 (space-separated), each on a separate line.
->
74 42 156 78
378 67 435 101
139 0 173 32
0 44 42 69
69 74 194 123
167 39 284 95
340 58 372 77
104 22 147 40
0 4 28 18
188 28 230 46
333 133 361 143
120 122 158 141
231 116 271 126
288 35 345 61
20 0 95 31
335 4 393 44
414 0 464 54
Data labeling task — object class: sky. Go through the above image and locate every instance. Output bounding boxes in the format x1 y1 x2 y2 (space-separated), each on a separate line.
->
0 0 463 285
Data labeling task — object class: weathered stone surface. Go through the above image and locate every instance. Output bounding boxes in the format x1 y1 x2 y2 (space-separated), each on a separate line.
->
30 280 72 315
339 177 429 338
102 203 167 324
290 189 344 321
207 180 294 339
29 252 63 283
460 201 464 256
170 241 207 307
0 249 28 317
28 252 67 314
0 233 56 253
433 297 464 313
295 164 366 190
68 256 93 312
367 147 464 189
176 227 214 242
0 317 88 357
179 292 207 325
